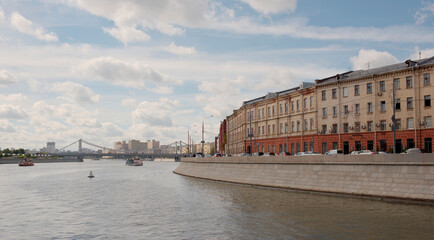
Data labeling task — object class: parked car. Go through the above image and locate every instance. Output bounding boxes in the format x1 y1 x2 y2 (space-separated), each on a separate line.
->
279 152 291 156
377 151 388 154
295 152 307 156
263 152 275 156
402 148 422 154
253 152 264 156
305 151 321 155
325 149 344 155
239 153 250 156
213 153 222 157
358 150 375 155
350 151 361 155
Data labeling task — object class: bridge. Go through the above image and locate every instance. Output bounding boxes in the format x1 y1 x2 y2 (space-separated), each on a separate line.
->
53 139 191 162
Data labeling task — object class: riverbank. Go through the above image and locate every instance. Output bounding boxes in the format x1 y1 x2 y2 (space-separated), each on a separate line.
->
173 154 434 205
0 157 83 164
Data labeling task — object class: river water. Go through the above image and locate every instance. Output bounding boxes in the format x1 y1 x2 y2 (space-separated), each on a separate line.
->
0 159 433 240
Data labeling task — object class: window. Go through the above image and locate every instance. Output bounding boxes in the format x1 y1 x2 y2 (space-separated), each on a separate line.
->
280 104 282 114
258 127 261 135
424 73 431 85
355 122 360 132
310 96 313 108
304 142 308 152
304 98 307 109
291 143 294 154
291 121 294 132
285 122 288 132
425 116 432 128
297 121 300 132
296 143 300 153
394 78 400 89
380 81 385 91
355 104 360 114
367 140 374 151
285 102 288 113
272 106 275 115
407 118 414 129
322 142 327 154
332 142 338 149
406 76 413 88
395 98 401 110
343 87 348 97
344 105 349 115
367 121 373 132
297 100 299 110
380 120 386 131
354 85 359 95
407 97 413 109
280 123 283 133
407 138 415 149
268 107 271 116
425 95 431 107
322 107 327 117
262 126 264 135
272 124 275 134
304 119 308 131
310 118 314 130
380 101 386 111
268 125 271 134
291 101 294 111
343 123 349 133
367 102 373 113
332 124 337 133
333 106 337 116
262 108 264 117
396 119 401 130
322 90 326 100
367 83 372 94
332 88 337 99
322 124 327 133
258 109 261 118
310 141 314 152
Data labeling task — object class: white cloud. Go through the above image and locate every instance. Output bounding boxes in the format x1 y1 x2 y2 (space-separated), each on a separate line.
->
0 93 27 103
0 104 28 119
132 98 180 127
10 12 58 42
80 56 179 89
66 0 207 44
199 75 245 95
103 25 150 45
0 69 17 87
51 81 100 104
350 49 400 70
121 98 137 108
0 7 5 22
414 2 434 24
0 120 16 132
151 86 173 94
240 0 297 15
164 42 197 55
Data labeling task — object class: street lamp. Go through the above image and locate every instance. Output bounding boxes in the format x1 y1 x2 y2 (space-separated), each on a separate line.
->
202 115 213 155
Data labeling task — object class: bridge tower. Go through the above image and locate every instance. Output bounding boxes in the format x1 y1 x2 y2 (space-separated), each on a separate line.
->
78 139 83 153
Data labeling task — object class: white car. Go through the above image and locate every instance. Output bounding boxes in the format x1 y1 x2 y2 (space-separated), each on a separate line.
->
325 149 343 155
402 148 422 154
358 150 375 155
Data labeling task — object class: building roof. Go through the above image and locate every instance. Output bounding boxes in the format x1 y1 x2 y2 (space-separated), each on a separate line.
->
316 56 434 86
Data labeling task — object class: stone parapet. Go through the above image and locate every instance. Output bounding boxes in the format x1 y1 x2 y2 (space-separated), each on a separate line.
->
174 154 434 205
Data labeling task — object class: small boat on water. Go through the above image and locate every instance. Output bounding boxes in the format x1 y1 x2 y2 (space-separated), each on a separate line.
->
88 171 94 178
125 156 143 166
18 158 34 167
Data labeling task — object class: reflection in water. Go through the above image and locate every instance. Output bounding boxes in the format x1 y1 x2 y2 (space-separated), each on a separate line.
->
0 160 433 240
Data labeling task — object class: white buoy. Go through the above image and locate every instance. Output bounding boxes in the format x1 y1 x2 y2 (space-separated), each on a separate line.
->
88 170 94 178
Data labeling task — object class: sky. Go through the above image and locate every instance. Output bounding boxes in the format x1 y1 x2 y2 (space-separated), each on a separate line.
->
0 0 433 151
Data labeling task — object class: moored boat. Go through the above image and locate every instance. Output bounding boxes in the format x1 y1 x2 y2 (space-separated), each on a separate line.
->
18 158 34 167
125 156 143 166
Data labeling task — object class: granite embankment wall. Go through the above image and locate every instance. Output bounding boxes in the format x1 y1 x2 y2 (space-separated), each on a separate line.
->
0 158 83 164
174 154 434 204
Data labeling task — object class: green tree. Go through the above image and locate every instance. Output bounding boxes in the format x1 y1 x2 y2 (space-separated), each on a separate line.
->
3 148 11 154
18 148 25 155
0 153 3 158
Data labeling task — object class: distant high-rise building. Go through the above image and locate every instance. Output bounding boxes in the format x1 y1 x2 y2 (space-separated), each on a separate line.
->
47 142 56 153
147 140 160 149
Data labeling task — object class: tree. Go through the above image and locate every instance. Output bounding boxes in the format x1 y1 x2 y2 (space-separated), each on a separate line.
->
18 148 25 155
